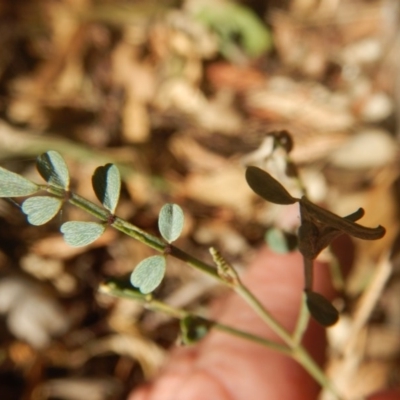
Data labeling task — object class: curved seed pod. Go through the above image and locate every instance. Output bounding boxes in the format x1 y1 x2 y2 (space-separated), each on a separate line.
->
344 207 365 222
300 196 385 240
305 290 339 327
245 166 298 205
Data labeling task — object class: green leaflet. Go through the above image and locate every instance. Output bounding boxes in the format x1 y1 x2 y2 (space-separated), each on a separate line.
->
60 221 105 247
37 151 70 189
0 167 40 197
92 164 121 213
22 196 62 225
130 255 166 294
158 203 184 243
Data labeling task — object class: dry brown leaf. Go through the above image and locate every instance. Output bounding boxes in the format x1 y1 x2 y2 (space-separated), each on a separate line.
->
181 166 255 217
0 277 70 348
31 229 117 260
245 78 355 132
169 133 231 172
85 334 165 379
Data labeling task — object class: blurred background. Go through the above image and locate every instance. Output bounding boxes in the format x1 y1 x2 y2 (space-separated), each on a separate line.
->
0 0 400 399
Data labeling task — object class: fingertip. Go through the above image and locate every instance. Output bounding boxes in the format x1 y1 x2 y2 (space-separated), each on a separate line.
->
368 388 400 400
128 385 151 400
174 369 231 400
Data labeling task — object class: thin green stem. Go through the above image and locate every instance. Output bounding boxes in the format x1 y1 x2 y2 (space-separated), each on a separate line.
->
112 217 165 252
293 347 342 399
100 280 291 355
235 281 341 398
292 292 310 345
45 185 110 221
70 192 110 221
169 245 221 280
235 283 294 346
212 322 291 355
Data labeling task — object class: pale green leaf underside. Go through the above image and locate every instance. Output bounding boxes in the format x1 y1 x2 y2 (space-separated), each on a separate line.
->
60 221 105 247
92 164 121 213
0 167 40 197
37 151 70 189
130 255 166 294
22 196 62 225
158 203 184 243
265 227 289 254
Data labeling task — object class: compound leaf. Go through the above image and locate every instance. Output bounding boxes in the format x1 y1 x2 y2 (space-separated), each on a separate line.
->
37 151 69 189
22 196 62 225
158 203 184 243
0 167 40 197
245 166 298 205
130 255 166 294
92 164 121 213
60 221 105 247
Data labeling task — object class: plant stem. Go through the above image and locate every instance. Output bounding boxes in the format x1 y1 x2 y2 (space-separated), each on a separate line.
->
169 245 221 280
100 280 291 355
292 292 310 345
304 256 314 291
293 347 342 399
235 283 294 346
235 282 341 398
46 185 339 398
112 217 166 251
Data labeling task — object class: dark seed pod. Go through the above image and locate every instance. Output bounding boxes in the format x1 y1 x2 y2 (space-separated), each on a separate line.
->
245 166 298 205
305 290 339 327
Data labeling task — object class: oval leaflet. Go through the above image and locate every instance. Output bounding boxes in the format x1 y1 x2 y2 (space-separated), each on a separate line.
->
158 203 185 243
37 151 70 189
22 196 62 225
60 221 105 247
0 167 40 197
130 255 166 294
92 164 121 213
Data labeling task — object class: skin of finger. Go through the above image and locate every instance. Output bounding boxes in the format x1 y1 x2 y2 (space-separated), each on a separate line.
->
368 389 400 400
129 247 334 400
